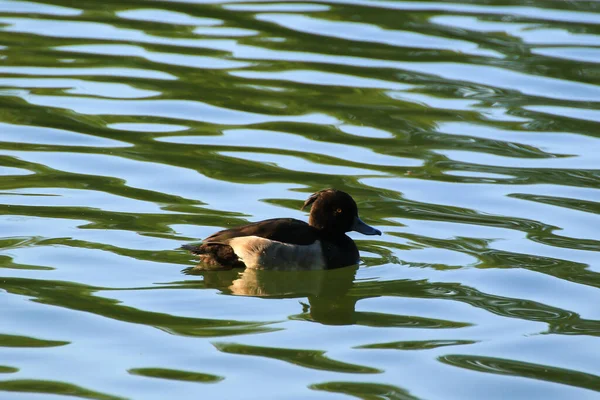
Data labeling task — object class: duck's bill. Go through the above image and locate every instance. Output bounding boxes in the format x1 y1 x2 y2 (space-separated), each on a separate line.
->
352 217 382 236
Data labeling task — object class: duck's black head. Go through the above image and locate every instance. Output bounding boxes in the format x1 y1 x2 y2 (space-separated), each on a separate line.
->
301 189 382 237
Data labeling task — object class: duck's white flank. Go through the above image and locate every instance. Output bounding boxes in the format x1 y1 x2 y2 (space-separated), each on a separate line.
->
228 236 326 270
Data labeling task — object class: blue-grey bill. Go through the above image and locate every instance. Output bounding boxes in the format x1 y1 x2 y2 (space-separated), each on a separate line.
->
352 216 382 236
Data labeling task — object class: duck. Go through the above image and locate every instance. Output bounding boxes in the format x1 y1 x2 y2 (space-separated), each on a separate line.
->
182 189 381 270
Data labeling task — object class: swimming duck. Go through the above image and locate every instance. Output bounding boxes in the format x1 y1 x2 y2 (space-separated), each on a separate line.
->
182 189 381 270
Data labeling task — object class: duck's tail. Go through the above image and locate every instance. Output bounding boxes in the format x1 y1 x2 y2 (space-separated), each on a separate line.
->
182 242 245 269
181 243 203 254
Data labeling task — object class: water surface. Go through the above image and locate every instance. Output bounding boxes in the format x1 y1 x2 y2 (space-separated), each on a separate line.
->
1 0 600 399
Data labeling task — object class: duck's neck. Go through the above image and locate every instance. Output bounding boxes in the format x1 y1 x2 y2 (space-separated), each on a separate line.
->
315 228 349 243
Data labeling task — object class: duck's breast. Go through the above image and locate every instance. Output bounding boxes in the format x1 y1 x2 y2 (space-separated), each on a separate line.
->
228 236 326 270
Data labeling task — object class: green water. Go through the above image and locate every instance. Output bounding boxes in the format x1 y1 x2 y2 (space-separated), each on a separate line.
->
1 0 600 399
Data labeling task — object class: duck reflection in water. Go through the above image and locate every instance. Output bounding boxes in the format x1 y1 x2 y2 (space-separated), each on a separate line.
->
181 189 382 325
184 266 359 325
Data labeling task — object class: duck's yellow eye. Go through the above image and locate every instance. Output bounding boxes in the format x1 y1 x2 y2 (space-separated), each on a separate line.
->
336 208 342 214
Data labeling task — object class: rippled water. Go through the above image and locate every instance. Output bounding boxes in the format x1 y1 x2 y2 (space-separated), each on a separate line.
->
1 0 600 399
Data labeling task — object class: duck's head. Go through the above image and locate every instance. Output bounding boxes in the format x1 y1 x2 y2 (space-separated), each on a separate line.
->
301 189 382 236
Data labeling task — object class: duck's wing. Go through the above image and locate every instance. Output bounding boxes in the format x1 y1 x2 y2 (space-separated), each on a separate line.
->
204 218 319 245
